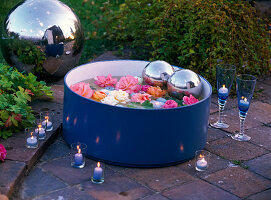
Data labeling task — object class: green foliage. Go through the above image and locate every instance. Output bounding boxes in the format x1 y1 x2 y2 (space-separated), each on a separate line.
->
103 0 271 84
0 64 53 139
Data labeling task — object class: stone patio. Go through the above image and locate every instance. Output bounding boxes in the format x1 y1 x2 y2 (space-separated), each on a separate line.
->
0 52 271 200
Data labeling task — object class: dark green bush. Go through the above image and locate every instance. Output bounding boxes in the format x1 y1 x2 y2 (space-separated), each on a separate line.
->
103 0 271 83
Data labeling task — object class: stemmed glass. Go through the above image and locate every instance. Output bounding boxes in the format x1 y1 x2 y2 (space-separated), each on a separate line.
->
211 64 236 129
231 74 256 141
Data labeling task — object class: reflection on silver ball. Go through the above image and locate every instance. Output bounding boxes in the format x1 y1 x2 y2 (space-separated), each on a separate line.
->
168 69 202 99
0 0 84 79
142 60 175 87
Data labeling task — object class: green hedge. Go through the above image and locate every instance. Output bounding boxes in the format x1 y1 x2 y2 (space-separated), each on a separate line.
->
103 0 271 84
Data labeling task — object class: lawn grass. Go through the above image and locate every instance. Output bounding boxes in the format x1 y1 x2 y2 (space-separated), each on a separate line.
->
0 0 122 66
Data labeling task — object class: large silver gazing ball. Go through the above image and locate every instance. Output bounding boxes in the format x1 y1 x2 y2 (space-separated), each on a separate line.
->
167 69 203 99
0 0 84 80
142 60 175 87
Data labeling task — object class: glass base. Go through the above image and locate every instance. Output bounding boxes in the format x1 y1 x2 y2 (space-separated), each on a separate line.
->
231 133 251 141
195 166 207 172
210 121 229 129
71 161 85 168
26 144 38 148
46 126 53 132
91 177 104 184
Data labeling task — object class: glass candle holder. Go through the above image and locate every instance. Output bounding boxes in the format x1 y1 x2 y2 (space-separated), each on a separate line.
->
91 161 105 184
211 64 236 129
70 143 87 168
195 150 210 171
40 111 54 131
231 74 257 141
25 128 38 148
35 118 46 140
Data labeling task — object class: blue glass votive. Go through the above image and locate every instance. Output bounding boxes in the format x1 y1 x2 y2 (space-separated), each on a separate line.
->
71 143 87 168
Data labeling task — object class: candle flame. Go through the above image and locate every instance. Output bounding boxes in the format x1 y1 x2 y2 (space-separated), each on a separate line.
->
222 84 225 89
199 154 203 158
202 157 206 162
45 116 49 120
244 97 247 102
241 96 244 100
78 148 81 154
38 124 42 129
97 162 100 168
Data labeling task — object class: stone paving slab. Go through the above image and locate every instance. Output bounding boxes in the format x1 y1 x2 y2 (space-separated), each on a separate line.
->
80 174 153 200
20 167 67 199
33 186 95 200
162 180 240 200
245 153 271 180
141 194 169 200
123 167 196 192
247 188 271 200
177 152 229 179
40 156 115 186
207 127 228 142
206 137 268 161
39 140 70 162
204 167 271 198
0 160 26 198
247 125 271 151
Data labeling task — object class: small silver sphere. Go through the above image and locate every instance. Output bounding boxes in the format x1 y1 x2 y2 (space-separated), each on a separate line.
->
1 0 84 79
142 60 175 87
167 69 203 99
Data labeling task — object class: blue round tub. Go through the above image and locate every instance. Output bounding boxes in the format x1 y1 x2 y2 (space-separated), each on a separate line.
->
63 60 212 167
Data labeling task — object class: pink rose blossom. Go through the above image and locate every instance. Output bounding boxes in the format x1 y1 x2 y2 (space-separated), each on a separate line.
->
131 93 152 104
115 75 141 93
0 144 7 162
94 74 117 87
163 100 178 108
183 94 199 105
70 82 93 98
141 85 151 92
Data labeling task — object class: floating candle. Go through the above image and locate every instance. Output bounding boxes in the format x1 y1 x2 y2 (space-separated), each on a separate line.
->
239 97 249 112
93 162 103 181
218 85 229 100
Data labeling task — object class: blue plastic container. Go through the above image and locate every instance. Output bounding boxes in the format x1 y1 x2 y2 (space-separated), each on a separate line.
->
63 60 212 167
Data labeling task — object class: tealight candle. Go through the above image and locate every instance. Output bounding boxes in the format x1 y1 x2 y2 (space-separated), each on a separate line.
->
196 157 208 171
195 150 210 172
74 145 83 165
35 124 46 139
42 116 53 131
26 132 38 148
93 162 103 181
239 97 249 112
218 84 229 100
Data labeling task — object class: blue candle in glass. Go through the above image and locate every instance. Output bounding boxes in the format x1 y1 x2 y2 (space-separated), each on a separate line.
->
74 145 83 165
218 85 229 100
93 162 103 180
239 97 249 112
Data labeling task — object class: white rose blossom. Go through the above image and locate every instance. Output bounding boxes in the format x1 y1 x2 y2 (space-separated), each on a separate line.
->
101 95 119 105
109 90 130 104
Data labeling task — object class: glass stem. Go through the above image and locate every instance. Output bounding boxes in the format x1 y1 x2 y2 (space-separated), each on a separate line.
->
239 112 247 136
218 100 226 123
